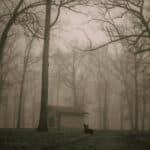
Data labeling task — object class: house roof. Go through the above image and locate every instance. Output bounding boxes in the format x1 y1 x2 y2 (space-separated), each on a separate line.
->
48 105 87 116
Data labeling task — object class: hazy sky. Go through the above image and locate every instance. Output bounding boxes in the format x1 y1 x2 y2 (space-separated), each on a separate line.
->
50 6 108 53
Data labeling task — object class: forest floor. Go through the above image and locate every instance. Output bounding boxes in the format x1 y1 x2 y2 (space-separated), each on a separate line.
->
0 129 150 150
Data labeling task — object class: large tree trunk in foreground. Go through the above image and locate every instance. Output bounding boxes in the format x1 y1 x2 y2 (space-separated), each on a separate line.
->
37 0 51 132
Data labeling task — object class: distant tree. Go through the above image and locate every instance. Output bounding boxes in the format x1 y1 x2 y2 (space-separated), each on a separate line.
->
85 0 150 130
53 50 88 107
84 49 112 130
17 35 35 129
138 54 150 130
0 38 20 127
141 64 149 130
112 49 135 130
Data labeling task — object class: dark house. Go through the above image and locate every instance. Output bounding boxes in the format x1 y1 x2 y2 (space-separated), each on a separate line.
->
48 105 87 129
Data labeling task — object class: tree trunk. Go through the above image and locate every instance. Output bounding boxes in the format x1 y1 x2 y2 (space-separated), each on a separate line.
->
37 0 51 132
32 88 36 128
142 71 146 131
72 52 78 106
56 70 60 105
97 83 102 129
120 97 124 130
4 98 9 128
17 65 26 128
13 94 18 128
134 54 139 131
73 80 78 106
124 81 134 129
17 37 34 128
103 80 109 130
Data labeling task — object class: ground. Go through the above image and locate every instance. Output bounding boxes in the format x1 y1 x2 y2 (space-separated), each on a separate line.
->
0 129 150 150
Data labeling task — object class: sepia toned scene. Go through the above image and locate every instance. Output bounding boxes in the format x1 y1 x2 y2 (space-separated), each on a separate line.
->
0 0 150 149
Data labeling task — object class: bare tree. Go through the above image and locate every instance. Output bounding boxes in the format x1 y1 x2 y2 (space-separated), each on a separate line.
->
37 0 52 132
37 0 80 131
86 0 150 54
0 0 84 62
17 36 35 128
0 38 21 127
84 49 112 130
55 50 87 107
83 1 150 130
0 0 24 62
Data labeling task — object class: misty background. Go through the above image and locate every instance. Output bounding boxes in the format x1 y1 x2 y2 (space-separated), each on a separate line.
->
0 0 150 131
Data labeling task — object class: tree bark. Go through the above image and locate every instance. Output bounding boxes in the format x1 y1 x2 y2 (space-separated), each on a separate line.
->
103 80 109 130
142 71 146 131
37 0 51 132
123 80 134 129
120 97 124 130
134 54 139 131
17 37 34 128
56 70 61 105
4 98 9 128
17 66 26 128
72 52 78 106
97 83 102 129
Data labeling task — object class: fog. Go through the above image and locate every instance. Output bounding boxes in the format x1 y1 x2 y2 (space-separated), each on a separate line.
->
0 0 150 132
